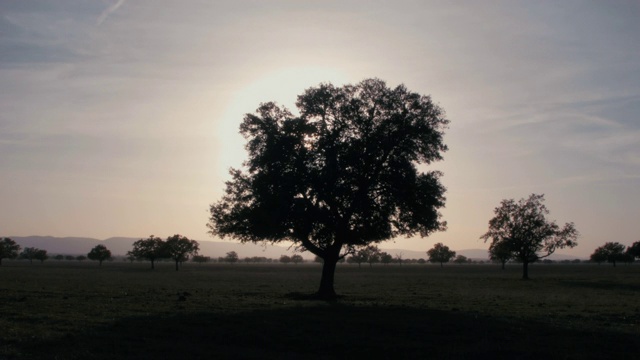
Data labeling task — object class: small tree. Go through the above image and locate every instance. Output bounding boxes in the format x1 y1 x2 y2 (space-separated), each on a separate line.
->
223 251 239 264
65 255 75 261
394 253 403 266
128 235 166 269
480 194 578 279
291 254 304 264
76 255 86 261
363 246 381 267
489 240 512 270
34 249 48 263
627 241 640 260
87 245 111 266
54 254 64 261
164 234 199 271
279 255 292 264
427 243 456 267
590 242 626 267
347 251 367 268
20 247 44 264
192 255 211 264
0 237 21 265
453 254 468 264
380 252 393 265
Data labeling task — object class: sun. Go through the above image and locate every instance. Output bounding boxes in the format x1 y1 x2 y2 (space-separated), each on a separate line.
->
217 66 350 170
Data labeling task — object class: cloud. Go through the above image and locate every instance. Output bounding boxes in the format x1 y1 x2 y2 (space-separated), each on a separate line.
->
97 0 126 26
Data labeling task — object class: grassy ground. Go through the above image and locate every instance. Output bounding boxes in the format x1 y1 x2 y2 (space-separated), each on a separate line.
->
1 261 639 359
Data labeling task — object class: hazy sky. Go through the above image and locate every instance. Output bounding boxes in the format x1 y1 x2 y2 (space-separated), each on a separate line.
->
1 1 639 257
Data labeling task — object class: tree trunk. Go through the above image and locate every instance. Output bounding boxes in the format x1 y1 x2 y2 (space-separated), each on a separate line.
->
440 262 443 267
151 259 155 269
175 260 179 271
501 261 506 270
99 260 103 267
522 260 529 280
317 255 338 300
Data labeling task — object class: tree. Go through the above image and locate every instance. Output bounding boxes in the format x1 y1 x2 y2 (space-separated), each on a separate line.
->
208 79 448 299
76 255 86 261
20 247 46 264
488 240 512 270
453 254 468 264
87 245 111 266
480 194 578 279
223 251 239 264
54 254 64 261
291 254 304 264
128 235 165 269
65 255 75 261
279 255 292 264
380 252 393 265
427 243 456 267
0 237 21 265
34 249 48 263
394 252 403 266
164 234 199 271
627 241 640 260
590 242 626 267
192 255 211 264
362 245 382 267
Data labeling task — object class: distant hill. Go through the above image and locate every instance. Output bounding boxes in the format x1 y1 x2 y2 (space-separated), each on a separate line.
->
5 236 584 261
7 236 309 259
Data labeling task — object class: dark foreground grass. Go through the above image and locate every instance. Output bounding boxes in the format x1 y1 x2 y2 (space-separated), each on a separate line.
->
1 261 639 359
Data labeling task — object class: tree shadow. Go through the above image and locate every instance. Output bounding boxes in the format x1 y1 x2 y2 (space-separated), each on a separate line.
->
18 303 639 359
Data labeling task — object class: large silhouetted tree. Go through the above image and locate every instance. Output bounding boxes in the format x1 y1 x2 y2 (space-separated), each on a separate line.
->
164 234 199 271
20 247 47 264
480 194 578 279
128 235 165 269
627 241 640 260
427 242 456 267
208 79 448 299
0 237 21 265
87 244 112 266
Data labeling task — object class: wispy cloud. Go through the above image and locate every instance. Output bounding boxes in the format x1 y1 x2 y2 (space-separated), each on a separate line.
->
97 0 126 26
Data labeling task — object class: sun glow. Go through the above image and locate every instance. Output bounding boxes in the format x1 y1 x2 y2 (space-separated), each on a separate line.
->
217 66 351 170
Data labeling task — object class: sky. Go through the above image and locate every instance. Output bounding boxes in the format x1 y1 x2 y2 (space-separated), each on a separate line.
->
1 0 639 258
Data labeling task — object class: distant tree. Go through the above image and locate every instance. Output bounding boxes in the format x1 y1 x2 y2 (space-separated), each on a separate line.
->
620 252 635 265
453 254 468 264
590 242 626 267
279 255 292 264
394 253 403 266
480 194 578 279
489 240 512 270
34 249 48 263
164 235 199 271
0 237 21 265
363 246 382 267
347 251 367 268
207 79 449 299
192 255 211 264
20 247 44 264
627 241 640 260
76 255 86 261
65 255 75 261
417 258 426 264
427 243 456 267
128 235 166 269
314 256 323 264
54 254 64 261
223 251 239 264
380 252 393 265
291 254 304 264
87 245 111 266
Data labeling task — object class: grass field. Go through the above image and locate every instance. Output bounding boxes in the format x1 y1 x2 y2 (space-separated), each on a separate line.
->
1 261 639 359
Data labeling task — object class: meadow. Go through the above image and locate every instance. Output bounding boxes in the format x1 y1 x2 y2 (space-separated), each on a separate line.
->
1 261 638 359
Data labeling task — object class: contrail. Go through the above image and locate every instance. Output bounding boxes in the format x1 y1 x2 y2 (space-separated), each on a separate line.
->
97 0 126 26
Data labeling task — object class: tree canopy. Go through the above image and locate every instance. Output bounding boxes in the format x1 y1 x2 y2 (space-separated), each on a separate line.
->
0 238 21 265
590 242 626 267
208 78 449 299
87 244 112 266
427 242 456 267
480 194 578 279
128 235 165 269
164 234 199 271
